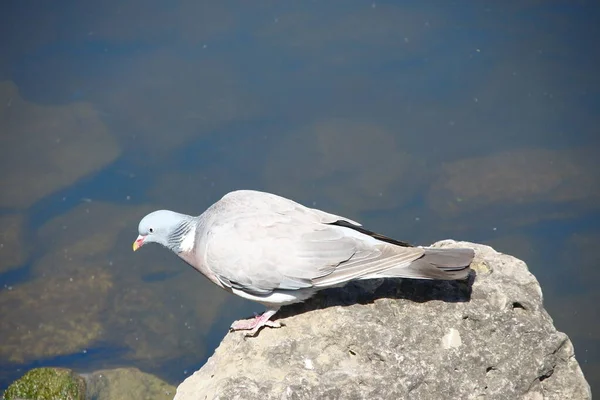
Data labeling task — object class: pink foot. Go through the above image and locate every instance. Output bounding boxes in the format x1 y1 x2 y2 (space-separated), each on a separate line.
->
230 309 281 337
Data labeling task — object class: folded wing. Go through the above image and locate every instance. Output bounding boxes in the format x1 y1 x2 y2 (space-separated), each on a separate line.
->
203 195 425 295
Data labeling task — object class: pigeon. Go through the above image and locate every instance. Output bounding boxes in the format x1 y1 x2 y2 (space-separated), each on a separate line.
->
133 190 474 336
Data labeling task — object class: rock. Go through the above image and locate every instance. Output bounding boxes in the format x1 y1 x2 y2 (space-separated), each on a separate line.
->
35 201 154 262
0 200 227 369
0 213 27 274
0 257 112 363
2 366 175 400
0 81 121 209
427 148 600 224
3 367 86 400
84 367 176 400
107 275 227 367
36 200 227 368
0 202 152 363
174 241 591 400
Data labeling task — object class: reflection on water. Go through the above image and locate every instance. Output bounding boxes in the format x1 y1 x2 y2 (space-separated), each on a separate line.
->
1 0 599 394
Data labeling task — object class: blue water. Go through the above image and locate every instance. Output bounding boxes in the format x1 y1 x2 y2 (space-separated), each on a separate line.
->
1 0 598 394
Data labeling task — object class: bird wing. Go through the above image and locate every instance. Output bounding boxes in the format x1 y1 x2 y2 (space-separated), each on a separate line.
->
217 189 363 226
201 190 425 295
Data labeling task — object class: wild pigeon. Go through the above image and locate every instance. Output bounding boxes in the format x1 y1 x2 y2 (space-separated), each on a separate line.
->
133 190 474 336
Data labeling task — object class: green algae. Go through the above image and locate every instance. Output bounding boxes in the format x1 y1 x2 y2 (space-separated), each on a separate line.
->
3 368 85 400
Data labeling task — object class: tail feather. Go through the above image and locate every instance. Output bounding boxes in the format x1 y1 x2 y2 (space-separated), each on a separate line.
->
367 247 474 281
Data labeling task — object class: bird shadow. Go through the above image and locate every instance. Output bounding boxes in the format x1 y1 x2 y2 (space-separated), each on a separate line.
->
275 270 476 321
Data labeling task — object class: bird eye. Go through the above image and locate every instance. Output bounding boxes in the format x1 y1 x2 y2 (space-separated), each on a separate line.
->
149 228 154 233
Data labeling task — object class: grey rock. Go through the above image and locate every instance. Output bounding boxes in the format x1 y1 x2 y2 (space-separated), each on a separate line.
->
174 241 591 400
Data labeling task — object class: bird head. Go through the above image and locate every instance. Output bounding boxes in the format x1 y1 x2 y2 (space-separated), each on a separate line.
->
133 210 194 253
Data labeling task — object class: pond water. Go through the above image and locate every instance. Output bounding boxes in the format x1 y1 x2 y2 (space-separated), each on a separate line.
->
1 0 599 395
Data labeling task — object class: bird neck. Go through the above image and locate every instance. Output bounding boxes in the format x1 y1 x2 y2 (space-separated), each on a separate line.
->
167 216 197 254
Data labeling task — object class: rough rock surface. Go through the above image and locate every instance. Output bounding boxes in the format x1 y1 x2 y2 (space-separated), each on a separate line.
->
174 241 591 400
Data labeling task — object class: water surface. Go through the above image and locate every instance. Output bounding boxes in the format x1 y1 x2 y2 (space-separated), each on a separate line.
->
1 0 599 394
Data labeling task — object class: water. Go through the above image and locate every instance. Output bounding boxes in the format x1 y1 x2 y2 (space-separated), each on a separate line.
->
1 0 599 394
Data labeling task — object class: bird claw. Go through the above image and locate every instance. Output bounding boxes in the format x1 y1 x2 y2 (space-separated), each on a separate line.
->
264 320 282 328
230 310 281 337
242 322 282 338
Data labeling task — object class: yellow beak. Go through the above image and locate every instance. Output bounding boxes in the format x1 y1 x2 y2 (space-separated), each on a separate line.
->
132 235 145 251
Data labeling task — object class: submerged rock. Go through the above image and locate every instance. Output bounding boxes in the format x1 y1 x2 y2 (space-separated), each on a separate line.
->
0 213 27 274
0 259 112 363
3 367 86 400
174 241 591 400
0 200 226 370
0 202 145 363
35 202 153 261
2 366 175 400
0 81 120 209
427 148 600 224
84 367 175 400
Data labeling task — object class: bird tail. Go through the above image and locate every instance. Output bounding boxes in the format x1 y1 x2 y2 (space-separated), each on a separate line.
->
367 247 474 281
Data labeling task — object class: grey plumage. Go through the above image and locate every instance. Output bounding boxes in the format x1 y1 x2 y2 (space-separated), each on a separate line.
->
134 189 474 335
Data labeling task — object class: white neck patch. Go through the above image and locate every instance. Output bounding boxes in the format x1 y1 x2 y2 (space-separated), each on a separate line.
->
178 224 197 253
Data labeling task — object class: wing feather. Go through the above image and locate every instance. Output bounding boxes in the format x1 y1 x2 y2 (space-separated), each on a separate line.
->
202 190 422 296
